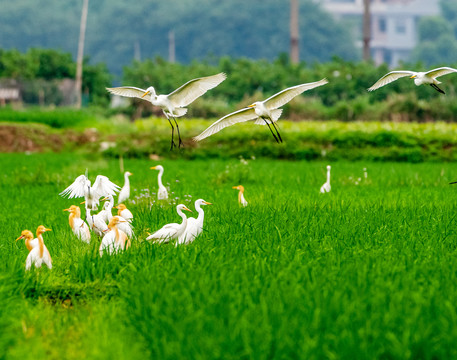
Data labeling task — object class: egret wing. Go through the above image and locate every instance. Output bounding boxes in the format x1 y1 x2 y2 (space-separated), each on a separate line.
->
168 73 227 107
425 67 457 79
193 107 257 141
264 78 328 110
368 71 415 91
92 175 120 198
146 223 179 242
60 174 89 198
106 86 147 99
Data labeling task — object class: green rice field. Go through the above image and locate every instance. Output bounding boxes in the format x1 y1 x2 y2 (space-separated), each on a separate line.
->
2 152 457 359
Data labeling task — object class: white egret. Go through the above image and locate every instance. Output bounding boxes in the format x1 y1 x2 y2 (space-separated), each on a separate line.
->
193 79 328 143
368 67 457 94
118 171 133 204
16 226 52 270
98 195 114 223
63 205 91 243
60 174 120 210
233 185 248 207
100 196 134 237
106 73 227 149
150 165 168 200
114 203 133 222
177 199 212 245
320 165 331 193
84 203 108 237
99 217 131 256
146 204 192 244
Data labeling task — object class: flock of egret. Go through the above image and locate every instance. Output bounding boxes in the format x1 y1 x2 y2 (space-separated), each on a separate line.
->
108 66 457 147
15 65 455 269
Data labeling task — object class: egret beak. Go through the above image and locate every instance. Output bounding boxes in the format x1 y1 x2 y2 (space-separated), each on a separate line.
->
63 208 70 212
150 166 157 170
141 91 150 98
450 181 457 185
45 228 52 232
101 196 109 201
113 206 118 209
232 186 239 189
183 206 192 212
247 104 255 108
103 228 109 233
410 75 416 79
203 201 213 205
80 201 86 204
16 235 24 241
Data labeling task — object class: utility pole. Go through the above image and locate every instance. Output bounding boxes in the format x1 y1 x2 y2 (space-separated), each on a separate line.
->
168 30 176 63
362 0 371 61
75 0 89 108
290 0 299 64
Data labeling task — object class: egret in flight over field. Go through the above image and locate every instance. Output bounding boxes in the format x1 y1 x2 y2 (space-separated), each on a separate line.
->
368 67 457 94
233 185 248 207
151 165 168 200
177 199 212 245
107 73 227 149
320 165 331 193
16 226 52 270
146 204 192 244
193 79 328 143
60 174 120 210
118 171 133 204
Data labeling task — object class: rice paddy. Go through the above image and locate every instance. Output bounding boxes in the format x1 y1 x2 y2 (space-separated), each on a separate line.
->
2 152 457 359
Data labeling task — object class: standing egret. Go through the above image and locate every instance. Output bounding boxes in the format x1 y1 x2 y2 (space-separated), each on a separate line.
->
98 195 114 223
63 205 91 243
150 165 168 200
84 203 108 237
100 196 134 237
114 203 133 222
233 185 248 207
106 72 227 149
99 217 131 256
16 226 52 270
368 67 457 94
118 171 133 204
60 174 120 210
193 79 328 143
146 204 192 244
320 165 331 193
177 199 212 245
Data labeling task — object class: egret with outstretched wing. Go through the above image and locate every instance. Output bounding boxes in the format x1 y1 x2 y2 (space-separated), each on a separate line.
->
107 73 227 149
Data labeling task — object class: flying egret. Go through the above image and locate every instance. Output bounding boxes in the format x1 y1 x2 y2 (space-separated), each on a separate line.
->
368 67 457 94
16 226 52 270
150 165 168 200
177 199 212 245
233 185 248 207
193 79 328 143
99 217 131 256
106 72 227 149
63 205 91 243
146 204 192 244
101 196 134 237
114 203 133 222
60 174 120 210
118 171 133 204
320 165 331 193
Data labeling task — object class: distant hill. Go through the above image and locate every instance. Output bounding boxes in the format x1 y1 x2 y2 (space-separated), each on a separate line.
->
0 0 358 76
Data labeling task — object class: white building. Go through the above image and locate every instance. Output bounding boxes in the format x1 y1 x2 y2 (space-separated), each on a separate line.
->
319 0 440 67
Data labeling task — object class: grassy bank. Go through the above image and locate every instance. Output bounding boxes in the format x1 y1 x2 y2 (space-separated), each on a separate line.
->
2 110 457 161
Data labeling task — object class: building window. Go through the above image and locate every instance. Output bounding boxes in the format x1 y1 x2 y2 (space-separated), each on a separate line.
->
378 18 387 33
395 19 406 34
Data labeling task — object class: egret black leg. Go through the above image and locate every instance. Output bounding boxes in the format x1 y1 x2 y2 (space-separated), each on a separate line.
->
262 117 280 143
171 116 183 148
270 120 283 143
166 117 176 150
431 83 445 94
